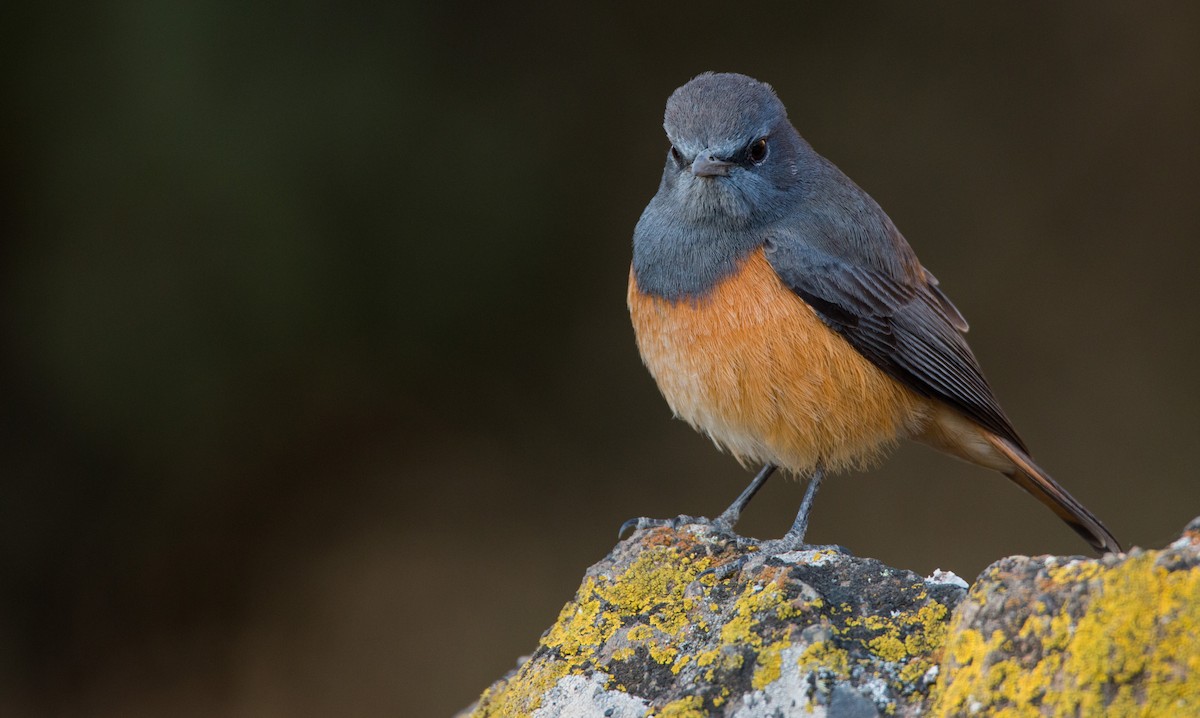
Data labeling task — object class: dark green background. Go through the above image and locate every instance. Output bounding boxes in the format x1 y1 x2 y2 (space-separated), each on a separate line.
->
3 4 1198 716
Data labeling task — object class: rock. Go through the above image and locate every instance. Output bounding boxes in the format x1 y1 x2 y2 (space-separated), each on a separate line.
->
933 520 1200 716
464 520 1200 717
466 525 964 717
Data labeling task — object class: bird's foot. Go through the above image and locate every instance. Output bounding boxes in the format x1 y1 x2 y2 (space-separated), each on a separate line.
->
618 514 731 540
696 539 850 582
755 537 850 558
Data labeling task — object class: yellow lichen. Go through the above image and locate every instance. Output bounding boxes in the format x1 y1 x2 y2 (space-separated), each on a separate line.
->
1046 559 1102 585
869 634 908 663
846 614 888 632
1054 553 1200 715
1045 611 1073 652
720 582 797 647
474 534 984 717
477 541 720 717
541 543 721 674
931 553 1200 716
703 650 744 681
599 548 714 618
898 657 931 685
704 580 807 691
796 598 950 688
797 641 851 678
695 648 720 668
752 638 790 690
837 597 950 685
654 695 705 718
471 656 570 717
649 642 679 666
906 602 950 654
541 580 608 657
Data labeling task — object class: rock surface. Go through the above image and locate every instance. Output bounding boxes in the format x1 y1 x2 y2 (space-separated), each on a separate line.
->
465 519 1200 717
935 517 1200 716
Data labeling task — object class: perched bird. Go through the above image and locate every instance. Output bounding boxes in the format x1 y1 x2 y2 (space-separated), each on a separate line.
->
626 72 1120 554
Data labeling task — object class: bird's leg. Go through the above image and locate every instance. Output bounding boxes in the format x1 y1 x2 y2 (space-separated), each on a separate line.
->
713 463 777 531
699 464 841 581
618 463 778 539
755 465 843 555
783 465 824 545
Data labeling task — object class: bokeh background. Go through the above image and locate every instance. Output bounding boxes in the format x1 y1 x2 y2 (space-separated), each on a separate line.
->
3 3 1198 716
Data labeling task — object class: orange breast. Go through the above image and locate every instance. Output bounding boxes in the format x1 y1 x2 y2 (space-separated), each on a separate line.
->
628 248 931 475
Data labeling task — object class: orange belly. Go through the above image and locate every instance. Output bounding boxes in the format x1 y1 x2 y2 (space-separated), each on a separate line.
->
628 248 931 474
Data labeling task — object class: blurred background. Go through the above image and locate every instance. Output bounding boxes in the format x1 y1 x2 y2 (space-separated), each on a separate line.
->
2 3 1198 716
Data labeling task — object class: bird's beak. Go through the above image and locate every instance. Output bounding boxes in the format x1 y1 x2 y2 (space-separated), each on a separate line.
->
691 155 734 177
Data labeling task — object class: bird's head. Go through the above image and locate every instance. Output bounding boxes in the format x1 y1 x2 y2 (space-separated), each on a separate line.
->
658 72 805 225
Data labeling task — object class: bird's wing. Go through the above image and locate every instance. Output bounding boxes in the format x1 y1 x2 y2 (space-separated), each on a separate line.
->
763 238 1026 452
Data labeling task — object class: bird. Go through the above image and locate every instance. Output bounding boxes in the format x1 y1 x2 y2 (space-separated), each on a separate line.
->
625 72 1121 555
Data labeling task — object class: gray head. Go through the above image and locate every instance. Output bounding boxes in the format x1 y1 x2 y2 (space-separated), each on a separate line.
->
658 72 808 224
633 73 814 299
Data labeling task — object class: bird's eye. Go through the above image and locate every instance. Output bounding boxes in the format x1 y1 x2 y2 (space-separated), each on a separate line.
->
670 146 684 165
749 138 768 164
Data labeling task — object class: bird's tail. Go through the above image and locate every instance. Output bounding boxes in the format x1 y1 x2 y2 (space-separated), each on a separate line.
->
984 433 1122 555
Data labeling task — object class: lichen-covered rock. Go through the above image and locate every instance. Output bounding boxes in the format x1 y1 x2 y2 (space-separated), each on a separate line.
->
468 525 967 717
932 517 1200 716
465 519 1200 718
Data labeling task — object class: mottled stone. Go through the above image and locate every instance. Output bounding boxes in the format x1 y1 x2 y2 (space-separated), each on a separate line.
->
932 522 1200 716
468 525 963 717
464 519 1200 718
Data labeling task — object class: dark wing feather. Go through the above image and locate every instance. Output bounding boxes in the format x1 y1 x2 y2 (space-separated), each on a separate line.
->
764 242 1027 452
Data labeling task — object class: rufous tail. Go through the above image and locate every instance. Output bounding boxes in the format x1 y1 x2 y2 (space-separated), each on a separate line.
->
985 433 1122 554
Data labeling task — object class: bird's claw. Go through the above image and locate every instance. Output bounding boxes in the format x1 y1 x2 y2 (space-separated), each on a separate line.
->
757 538 851 557
617 514 710 540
